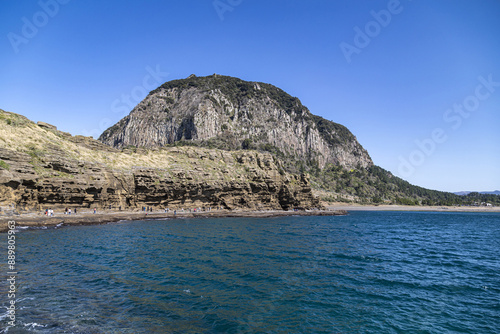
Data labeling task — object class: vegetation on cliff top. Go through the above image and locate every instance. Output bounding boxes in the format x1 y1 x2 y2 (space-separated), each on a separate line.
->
154 74 305 115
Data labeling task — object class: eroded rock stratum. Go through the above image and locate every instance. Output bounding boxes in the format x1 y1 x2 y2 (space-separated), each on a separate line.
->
0 110 319 213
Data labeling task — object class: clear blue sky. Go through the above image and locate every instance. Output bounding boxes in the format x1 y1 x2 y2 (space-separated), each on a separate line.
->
1 0 499 192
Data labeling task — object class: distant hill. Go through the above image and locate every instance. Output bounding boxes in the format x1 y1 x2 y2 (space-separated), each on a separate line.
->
455 191 500 196
455 191 471 196
484 191 500 195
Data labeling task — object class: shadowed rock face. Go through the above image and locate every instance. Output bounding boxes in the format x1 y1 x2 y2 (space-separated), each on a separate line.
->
99 74 373 170
0 110 321 212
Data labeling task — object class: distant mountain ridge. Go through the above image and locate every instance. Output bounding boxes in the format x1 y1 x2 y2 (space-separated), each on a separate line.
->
455 191 500 196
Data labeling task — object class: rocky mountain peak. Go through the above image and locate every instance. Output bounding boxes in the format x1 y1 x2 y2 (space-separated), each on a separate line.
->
98 75 373 170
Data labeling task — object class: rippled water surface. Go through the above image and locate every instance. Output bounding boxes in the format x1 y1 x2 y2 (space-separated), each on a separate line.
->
1 211 499 333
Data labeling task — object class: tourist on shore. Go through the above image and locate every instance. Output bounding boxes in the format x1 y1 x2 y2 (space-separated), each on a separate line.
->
93 207 97 214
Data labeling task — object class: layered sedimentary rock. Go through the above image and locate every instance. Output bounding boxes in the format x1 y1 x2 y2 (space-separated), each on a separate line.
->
99 74 372 169
0 110 320 213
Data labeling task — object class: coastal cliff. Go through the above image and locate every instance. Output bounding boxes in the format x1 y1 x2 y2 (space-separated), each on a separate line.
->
0 110 320 213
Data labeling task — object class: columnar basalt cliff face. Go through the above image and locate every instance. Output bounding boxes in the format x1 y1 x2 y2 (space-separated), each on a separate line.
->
0 110 320 213
99 75 373 170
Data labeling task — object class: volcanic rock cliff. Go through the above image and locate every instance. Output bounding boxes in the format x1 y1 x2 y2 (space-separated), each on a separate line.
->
0 110 320 213
99 74 372 170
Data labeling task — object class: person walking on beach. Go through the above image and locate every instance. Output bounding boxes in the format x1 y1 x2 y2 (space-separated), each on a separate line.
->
93 207 97 214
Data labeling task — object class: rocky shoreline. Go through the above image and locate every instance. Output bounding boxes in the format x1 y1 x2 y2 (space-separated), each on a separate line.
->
0 209 348 233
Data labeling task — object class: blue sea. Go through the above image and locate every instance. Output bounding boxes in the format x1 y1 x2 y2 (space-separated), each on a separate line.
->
1 211 499 333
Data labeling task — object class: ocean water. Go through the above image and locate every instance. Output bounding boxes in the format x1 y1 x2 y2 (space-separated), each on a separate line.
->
1 211 499 333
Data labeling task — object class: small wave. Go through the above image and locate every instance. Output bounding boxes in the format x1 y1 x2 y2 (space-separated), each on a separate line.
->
16 297 35 303
16 298 33 304
334 253 382 263
22 226 47 230
13 226 30 231
24 322 47 329
0 309 8 322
